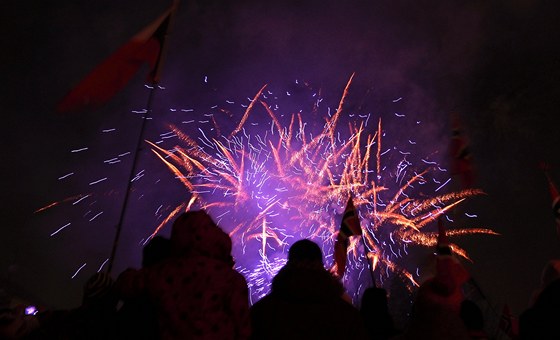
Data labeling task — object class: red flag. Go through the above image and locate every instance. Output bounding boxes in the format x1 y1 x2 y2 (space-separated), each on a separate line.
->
333 197 362 277
449 112 474 189
56 2 178 114
545 173 560 238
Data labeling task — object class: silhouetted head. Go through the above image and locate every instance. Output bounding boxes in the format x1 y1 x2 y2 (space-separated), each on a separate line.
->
287 239 323 265
171 210 217 255
361 287 390 315
142 236 171 267
170 210 233 265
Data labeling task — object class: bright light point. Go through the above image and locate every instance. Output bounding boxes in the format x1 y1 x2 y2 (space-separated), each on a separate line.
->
434 178 451 192
71 263 87 279
25 306 37 315
58 172 74 180
421 159 436 165
98 258 109 272
71 147 88 153
88 211 103 222
72 194 90 205
50 223 71 237
104 157 120 164
89 178 107 185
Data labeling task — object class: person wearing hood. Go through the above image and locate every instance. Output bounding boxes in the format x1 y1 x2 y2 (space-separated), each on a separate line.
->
115 210 251 340
249 238 367 340
392 219 471 340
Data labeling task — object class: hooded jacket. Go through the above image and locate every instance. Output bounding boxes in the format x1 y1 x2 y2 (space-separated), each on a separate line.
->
116 211 251 340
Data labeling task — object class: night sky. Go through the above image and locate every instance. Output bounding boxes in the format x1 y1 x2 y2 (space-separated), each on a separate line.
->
3 0 560 323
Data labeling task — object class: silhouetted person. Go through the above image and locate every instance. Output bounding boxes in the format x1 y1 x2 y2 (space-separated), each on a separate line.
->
0 303 40 339
29 272 119 339
460 299 489 339
393 219 471 340
116 236 171 339
360 287 400 340
250 238 367 340
519 260 560 339
142 235 172 268
71 272 119 339
116 210 251 340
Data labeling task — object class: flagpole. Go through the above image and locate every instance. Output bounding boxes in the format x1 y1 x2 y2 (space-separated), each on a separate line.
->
107 86 156 274
352 192 377 287
340 193 377 287
360 235 377 287
106 2 178 274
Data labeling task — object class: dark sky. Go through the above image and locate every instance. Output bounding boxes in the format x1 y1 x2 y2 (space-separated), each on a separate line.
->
3 0 560 322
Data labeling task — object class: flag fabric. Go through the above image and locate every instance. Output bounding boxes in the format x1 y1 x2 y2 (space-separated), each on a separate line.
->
56 2 178 114
333 197 362 277
449 112 474 190
545 173 560 238
499 304 519 339
340 197 362 238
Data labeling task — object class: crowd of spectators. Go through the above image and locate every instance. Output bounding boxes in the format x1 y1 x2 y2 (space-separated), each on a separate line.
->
1 210 558 339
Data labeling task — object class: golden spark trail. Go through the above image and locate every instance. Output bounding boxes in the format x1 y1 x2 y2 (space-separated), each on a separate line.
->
229 84 268 138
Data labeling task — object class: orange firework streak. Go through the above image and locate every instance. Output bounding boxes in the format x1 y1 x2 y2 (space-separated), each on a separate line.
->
229 84 268 139
34 194 92 213
147 202 187 241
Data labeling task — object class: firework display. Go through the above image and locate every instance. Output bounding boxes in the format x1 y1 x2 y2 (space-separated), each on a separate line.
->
36 74 496 305
145 74 495 303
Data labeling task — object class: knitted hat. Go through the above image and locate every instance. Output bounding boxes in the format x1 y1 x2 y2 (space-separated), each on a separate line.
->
171 210 233 264
171 210 212 254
